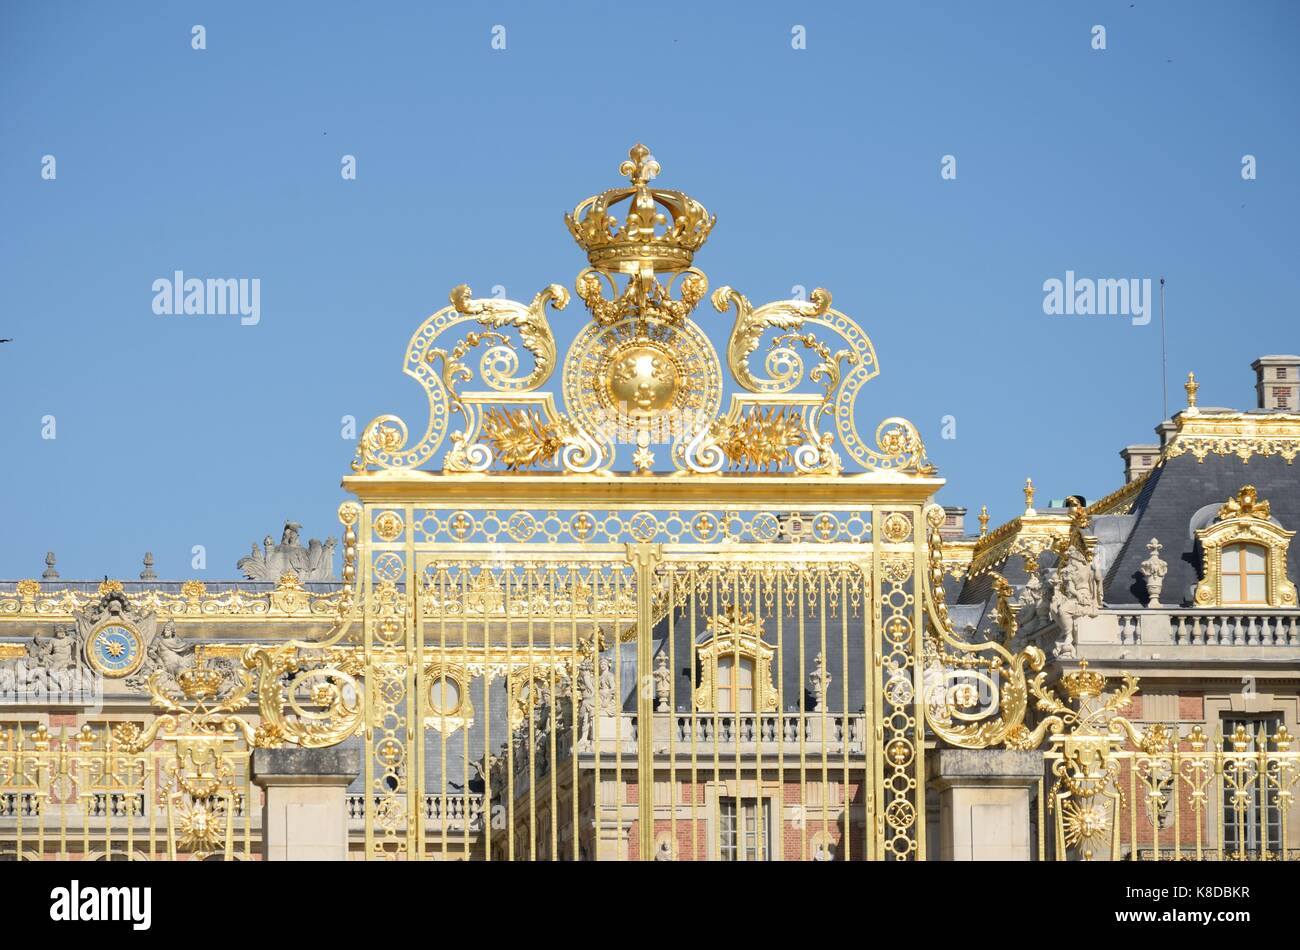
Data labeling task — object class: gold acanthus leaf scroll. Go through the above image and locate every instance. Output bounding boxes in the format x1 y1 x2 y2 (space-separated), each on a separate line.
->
920 505 1044 750
352 283 568 472
714 285 847 399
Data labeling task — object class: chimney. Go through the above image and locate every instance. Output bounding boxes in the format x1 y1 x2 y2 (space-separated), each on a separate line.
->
939 506 966 540
1252 355 1300 411
1120 444 1160 483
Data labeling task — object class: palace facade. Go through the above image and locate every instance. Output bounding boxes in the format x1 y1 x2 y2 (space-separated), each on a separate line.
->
1 147 1296 861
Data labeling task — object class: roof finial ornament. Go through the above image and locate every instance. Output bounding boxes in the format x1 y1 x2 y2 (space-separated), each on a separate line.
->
978 505 989 537
42 551 59 581
1141 537 1167 608
140 552 157 582
1023 477 1036 515
1184 370 1199 414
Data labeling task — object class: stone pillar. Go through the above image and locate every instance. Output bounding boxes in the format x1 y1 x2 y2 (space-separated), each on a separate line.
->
252 746 360 861
928 748 1043 861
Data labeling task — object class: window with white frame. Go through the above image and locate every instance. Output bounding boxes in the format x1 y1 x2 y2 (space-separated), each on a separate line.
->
1219 543 1268 604
719 796 771 861
715 654 756 713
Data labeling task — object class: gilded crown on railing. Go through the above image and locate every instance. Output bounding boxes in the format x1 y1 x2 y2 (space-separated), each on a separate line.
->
565 143 715 274
178 663 224 701
1060 660 1106 701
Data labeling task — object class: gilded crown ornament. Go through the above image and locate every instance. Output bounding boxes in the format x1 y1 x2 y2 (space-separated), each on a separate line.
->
565 143 715 275
178 663 225 701
349 143 933 478
1061 660 1106 700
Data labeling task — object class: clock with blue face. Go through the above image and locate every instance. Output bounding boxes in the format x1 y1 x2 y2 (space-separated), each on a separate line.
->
87 621 144 678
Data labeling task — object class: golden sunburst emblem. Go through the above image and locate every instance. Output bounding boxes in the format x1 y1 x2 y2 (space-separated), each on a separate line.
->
175 800 225 854
1060 798 1110 850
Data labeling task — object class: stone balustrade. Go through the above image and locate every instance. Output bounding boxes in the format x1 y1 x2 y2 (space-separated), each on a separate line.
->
1077 608 1300 649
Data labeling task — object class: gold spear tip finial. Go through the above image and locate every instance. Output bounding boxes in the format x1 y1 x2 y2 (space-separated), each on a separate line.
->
1185 370 1199 408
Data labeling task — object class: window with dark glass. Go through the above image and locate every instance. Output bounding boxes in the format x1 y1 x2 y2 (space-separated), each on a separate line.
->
1222 715 1283 856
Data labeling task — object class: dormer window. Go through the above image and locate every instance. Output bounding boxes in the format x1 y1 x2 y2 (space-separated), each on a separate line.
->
1194 487 1297 608
695 607 777 714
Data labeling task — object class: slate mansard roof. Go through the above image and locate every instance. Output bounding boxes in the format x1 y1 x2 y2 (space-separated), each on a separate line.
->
1103 451 1300 606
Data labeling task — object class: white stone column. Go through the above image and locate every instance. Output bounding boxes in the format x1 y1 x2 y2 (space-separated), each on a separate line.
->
252 747 360 861
928 748 1044 861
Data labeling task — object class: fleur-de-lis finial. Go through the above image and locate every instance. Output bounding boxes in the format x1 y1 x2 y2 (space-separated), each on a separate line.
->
619 143 660 187
1185 371 1199 409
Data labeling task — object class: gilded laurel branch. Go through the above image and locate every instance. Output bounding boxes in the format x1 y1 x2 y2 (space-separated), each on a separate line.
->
479 407 567 470
715 406 807 471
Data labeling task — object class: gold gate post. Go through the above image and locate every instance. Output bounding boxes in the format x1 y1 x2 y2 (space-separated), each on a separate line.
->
628 542 663 861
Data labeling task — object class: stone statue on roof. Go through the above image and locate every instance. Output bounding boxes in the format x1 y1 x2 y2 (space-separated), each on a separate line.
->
1047 544 1102 659
238 520 337 582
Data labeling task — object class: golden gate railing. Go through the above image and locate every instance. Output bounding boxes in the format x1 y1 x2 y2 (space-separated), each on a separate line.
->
1037 665 1300 861
243 499 970 859
0 718 254 861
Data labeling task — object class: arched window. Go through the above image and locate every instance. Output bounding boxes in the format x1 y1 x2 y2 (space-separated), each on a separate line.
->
1220 543 1268 604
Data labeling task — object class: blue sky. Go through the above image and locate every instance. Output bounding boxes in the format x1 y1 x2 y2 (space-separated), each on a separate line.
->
1 1 1297 580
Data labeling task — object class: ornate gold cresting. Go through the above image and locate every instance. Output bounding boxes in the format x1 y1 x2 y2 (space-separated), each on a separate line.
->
1155 364 1300 463
348 143 931 477
1193 485 1297 607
